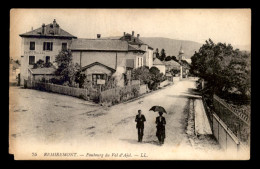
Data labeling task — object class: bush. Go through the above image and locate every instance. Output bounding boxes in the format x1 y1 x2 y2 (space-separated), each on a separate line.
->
132 87 139 97
131 66 151 85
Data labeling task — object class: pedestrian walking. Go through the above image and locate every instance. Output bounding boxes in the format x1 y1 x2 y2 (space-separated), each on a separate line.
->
135 110 146 142
155 112 166 145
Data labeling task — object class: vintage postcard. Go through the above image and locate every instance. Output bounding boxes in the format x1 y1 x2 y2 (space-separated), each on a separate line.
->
9 9 251 160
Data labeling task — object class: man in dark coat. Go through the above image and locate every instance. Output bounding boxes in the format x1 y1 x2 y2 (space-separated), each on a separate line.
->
155 112 166 145
135 110 146 142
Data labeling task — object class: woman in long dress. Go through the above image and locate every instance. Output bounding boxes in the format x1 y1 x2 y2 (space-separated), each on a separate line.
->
155 112 166 145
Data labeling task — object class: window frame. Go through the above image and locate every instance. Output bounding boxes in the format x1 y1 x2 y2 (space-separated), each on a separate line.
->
92 73 107 86
43 42 53 51
29 41 35 51
61 42 67 51
29 56 35 65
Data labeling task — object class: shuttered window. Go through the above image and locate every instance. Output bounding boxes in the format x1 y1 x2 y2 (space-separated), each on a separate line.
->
43 42 53 51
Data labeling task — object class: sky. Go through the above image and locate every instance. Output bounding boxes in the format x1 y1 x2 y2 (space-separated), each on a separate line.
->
10 9 251 60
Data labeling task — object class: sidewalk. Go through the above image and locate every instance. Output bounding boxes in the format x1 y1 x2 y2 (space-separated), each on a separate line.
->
194 99 212 135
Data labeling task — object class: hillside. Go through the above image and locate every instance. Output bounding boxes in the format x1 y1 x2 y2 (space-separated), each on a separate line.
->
102 36 250 59
140 37 202 59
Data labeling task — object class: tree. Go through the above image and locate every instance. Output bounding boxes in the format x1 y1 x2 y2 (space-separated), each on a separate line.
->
131 66 151 85
165 56 172 61
155 48 160 60
160 49 166 61
148 66 165 90
190 39 250 99
54 50 80 85
171 56 178 62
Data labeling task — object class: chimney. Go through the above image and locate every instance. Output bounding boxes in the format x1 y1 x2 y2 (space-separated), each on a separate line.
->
132 31 134 36
31 27 33 31
54 23 60 35
97 34 101 38
41 23 45 34
53 19 56 27
137 34 140 39
124 32 126 36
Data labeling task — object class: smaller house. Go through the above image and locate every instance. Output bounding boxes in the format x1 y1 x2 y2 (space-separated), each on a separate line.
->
10 59 21 83
78 62 116 86
28 67 56 82
163 60 180 71
153 58 166 75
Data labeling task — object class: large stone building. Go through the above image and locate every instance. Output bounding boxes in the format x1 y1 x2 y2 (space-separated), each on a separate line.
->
19 19 77 85
19 20 152 86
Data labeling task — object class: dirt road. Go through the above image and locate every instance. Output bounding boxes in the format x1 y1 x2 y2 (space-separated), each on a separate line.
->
9 78 224 160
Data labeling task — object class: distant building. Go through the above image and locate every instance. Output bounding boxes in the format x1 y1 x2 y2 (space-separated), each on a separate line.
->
153 58 166 75
10 58 21 84
163 60 180 72
178 45 185 61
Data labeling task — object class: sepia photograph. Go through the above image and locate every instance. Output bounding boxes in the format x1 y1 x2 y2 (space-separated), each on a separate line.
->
9 8 251 160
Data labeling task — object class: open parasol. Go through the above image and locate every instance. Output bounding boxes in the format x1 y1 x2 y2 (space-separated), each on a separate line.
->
149 106 167 114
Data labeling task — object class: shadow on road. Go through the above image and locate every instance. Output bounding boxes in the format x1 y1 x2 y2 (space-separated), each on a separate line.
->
166 94 201 100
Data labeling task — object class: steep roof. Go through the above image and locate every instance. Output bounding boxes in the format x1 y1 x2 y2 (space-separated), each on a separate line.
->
80 62 116 73
153 58 165 65
20 22 77 39
29 67 56 75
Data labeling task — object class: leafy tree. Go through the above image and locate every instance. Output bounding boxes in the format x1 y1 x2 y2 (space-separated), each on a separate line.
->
165 56 172 61
171 56 178 62
160 49 166 61
190 39 251 99
155 48 160 59
131 66 151 85
148 66 165 90
54 50 80 85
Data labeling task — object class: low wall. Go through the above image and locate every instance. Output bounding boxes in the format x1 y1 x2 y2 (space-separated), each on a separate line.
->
159 80 169 87
212 113 241 153
100 84 140 104
213 95 250 145
139 84 149 95
173 77 180 83
202 95 249 155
